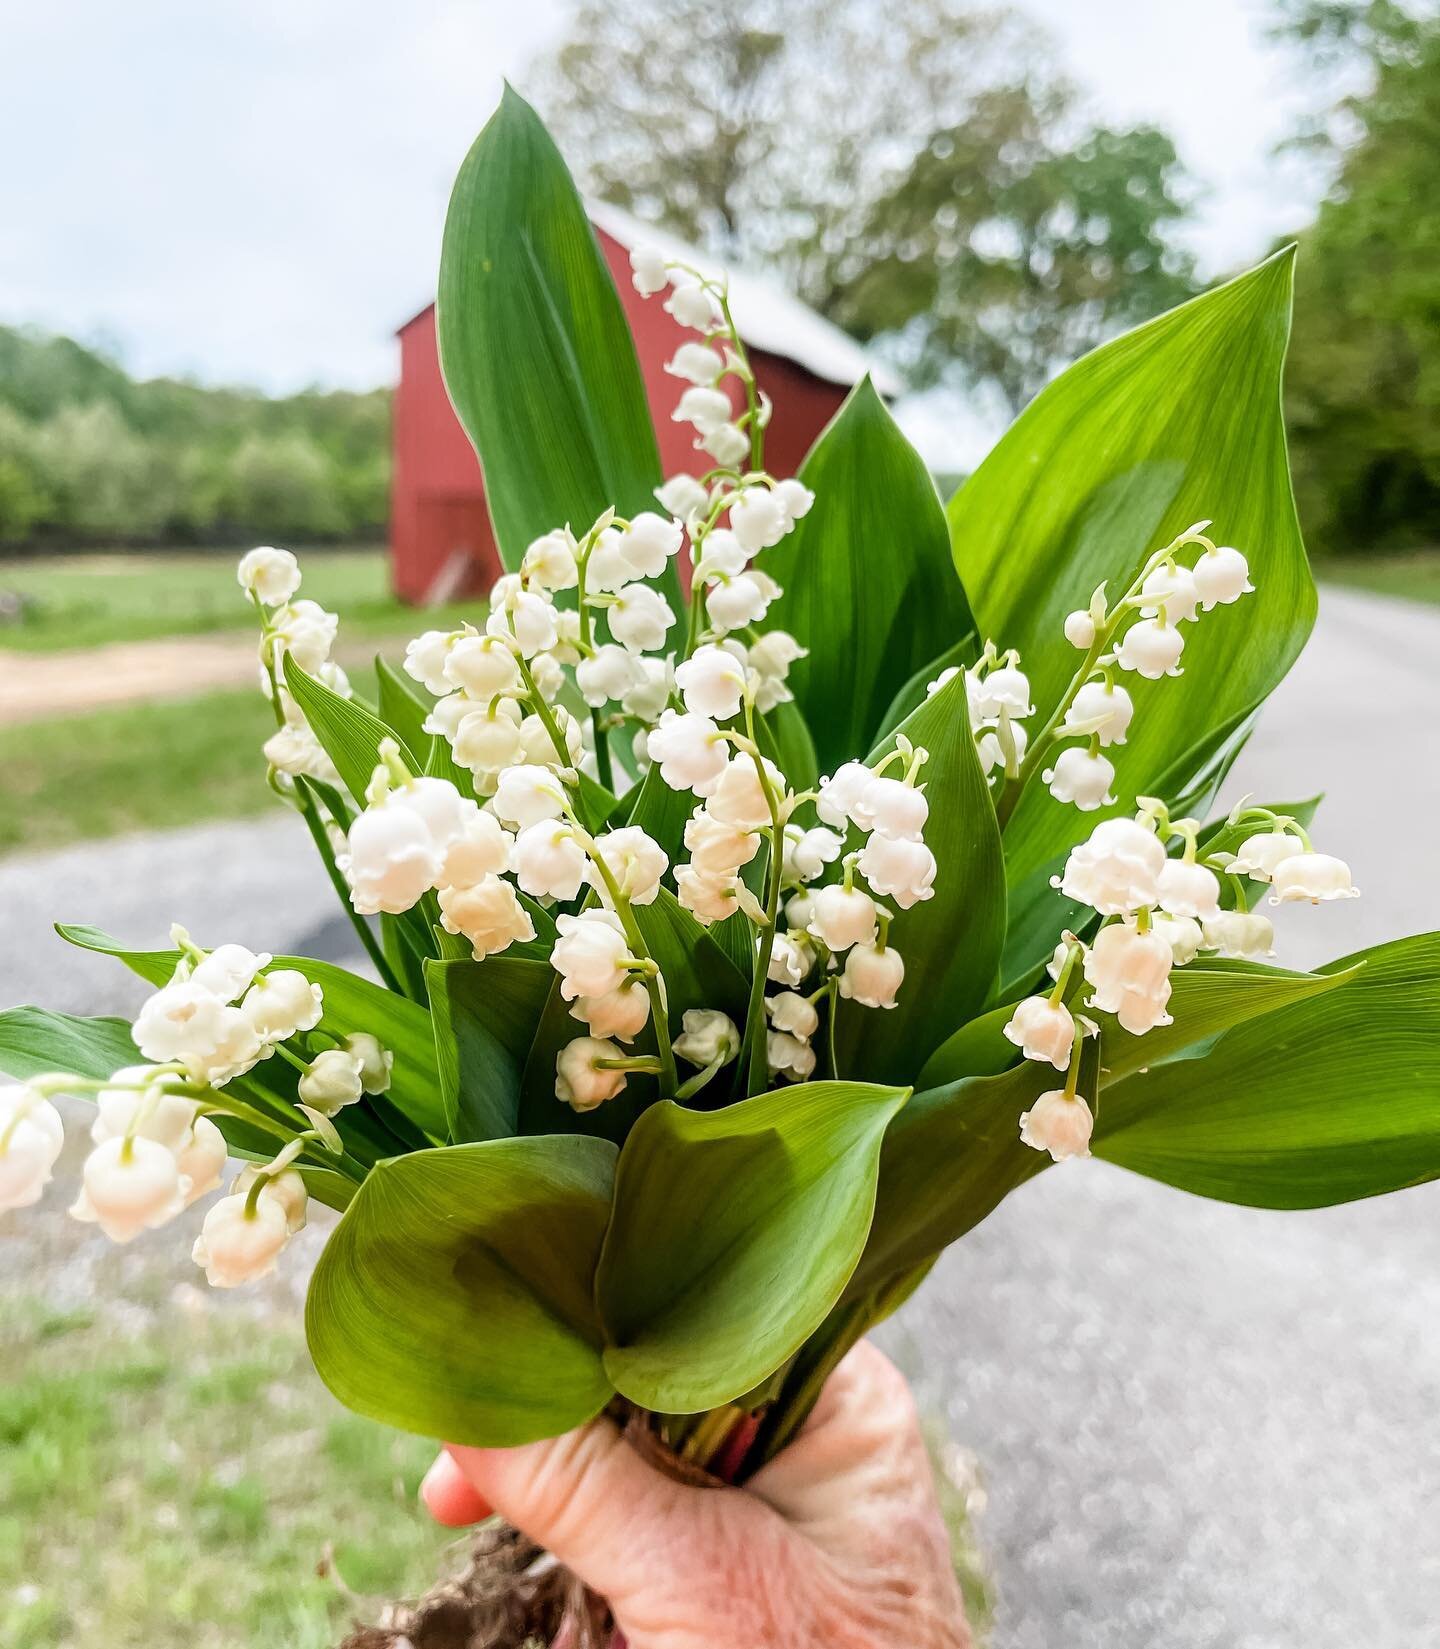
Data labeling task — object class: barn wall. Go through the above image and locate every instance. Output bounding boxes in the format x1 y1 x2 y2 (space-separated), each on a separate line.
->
389 229 850 602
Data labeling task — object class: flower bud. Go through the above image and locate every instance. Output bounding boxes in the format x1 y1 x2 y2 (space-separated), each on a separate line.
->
298 1048 365 1115
1063 609 1097 649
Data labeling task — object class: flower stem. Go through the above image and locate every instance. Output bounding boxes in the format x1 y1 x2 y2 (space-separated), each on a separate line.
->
740 703 786 1096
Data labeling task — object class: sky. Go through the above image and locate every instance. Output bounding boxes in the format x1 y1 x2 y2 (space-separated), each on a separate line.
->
0 0 1332 460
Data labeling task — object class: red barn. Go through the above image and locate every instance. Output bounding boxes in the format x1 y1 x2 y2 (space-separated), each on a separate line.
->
391 203 896 603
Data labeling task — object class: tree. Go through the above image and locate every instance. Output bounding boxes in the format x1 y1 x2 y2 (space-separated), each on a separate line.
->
528 0 1196 411
1274 1 1440 550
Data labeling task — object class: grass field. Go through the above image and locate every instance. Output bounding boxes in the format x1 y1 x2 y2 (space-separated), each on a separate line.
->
0 1295 454 1649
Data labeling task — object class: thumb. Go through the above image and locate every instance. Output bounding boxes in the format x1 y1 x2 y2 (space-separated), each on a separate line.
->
442 1415 705 1605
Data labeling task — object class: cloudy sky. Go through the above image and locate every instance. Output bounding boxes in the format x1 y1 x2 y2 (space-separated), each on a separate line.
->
1 0 1329 418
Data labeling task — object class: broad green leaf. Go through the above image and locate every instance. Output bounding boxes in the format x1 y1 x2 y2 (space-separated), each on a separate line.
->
762 379 974 775
375 655 434 752
307 1137 618 1446
438 88 672 601
1096 933 1440 1206
0 1006 140 1081
57 925 446 1143
833 670 1005 1082
597 1081 908 1410
871 632 979 747
517 888 749 1144
916 1000 1023 1088
283 654 422 809
950 251 1315 913
426 956 554 1142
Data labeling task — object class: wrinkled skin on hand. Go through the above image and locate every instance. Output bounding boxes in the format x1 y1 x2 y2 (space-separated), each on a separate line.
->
422 1341 970 1649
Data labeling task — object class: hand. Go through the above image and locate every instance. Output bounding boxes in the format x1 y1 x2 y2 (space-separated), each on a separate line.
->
421 1340 970 1649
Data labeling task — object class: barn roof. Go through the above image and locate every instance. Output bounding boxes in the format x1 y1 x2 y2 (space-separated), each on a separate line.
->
397 201 902 398
586 202 904 398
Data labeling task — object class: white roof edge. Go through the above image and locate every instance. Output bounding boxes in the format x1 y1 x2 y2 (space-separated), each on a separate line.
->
587 199 905 399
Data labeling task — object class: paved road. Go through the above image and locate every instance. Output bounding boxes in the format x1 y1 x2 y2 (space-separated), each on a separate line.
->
2 586 1437 1646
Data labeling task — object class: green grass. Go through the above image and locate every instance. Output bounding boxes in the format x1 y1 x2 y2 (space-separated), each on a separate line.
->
0 1295 455 1649
0 548 473 653
1316 548 1440 606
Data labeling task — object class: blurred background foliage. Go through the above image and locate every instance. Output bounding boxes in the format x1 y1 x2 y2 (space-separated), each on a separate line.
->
0 0 1434 558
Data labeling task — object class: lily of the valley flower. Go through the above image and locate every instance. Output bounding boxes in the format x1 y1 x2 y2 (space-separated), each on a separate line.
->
837 942 905 1009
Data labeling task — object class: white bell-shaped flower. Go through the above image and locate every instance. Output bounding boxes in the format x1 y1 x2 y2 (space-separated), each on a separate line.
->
808 884 879 951
675 643 747 720
664 342 725 385
189 943 271 1002
570 980 651 1043
856 833 936 909
630 245 669 295
694 528 748 581
1042 747 1116 811
674 865 740 924
437 805 514 889
703 571 773 633
188 1009 266 1087
511 820 588 902
971 664 1033 720
729 488 789 553
1156 858 1222 920
1083 923 1174 1034
619 512 684 579
815 760 878 829
521 529 580 591
91 1067 198 1152
772 478 815 524
747 630 807 711
269 599 338 673
656 473 709 520
767 991 819 1039
838 942 905 1009
672 385 733 434
588 826 668 907
608 583 675 653
1063 609 1097 649
706 752 784 831
488 587 559 658
782 824 844 884
976 718 1028 777
1019 1090 1093 1161
665 280 720 331
404 629 459 694
767 1030 817 1082
343 1032 394 1094
647 710 730 796
1057 816 1167 915
519 707 584 770
1138 562 1201 623
1116 617 1184 678
1003 996 1075 1070
443 632 522 697
238 545 301 605
298 1048 366 1115
452 703 525 775
621 655 674 723
177 1116 228 1204
192 1188 293 1287
1193 545 1254 609
1151 912 1205 964
233 1163 309 1233
768 931 815 987
344 802 440 916
1201 910 1276 958
552 910 632 1001
70 1135 189 1243
673 1008 741 1068
241 968 324 1043
586 528 633 593
1269 852 1359 904
684 808 760 876
437 876 536 959
575 643 641 708
492 765 569 830
555 1037 629 1111
1230 829 1307 881
263 723 340 784
1061 681 1134 746
133 981 234 1065
860 776 929 840
0 1084 65 1211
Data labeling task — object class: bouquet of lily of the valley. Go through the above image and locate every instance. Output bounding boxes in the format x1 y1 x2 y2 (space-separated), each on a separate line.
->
4 90 1438 1644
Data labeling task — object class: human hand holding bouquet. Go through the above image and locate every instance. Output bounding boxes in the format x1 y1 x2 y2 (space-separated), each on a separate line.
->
3 88 1437 1645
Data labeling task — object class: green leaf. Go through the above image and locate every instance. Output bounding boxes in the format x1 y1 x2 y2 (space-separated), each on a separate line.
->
283 653 422 809
950 251 1315 906
426 956 554 1142
762 378 974 775
307 1137 618 1446
0 1006 140 1081
375 655 435 755
438 88 671 601
1096 934 1440 1207
916 1000 1023 1088
871 632 980 747
833 670 1005 1082
597 1081 909 1411
756 700 820 794
56 925 447 1142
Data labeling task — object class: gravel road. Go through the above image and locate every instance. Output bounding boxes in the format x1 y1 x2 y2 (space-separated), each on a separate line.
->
2 585 1437 1646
